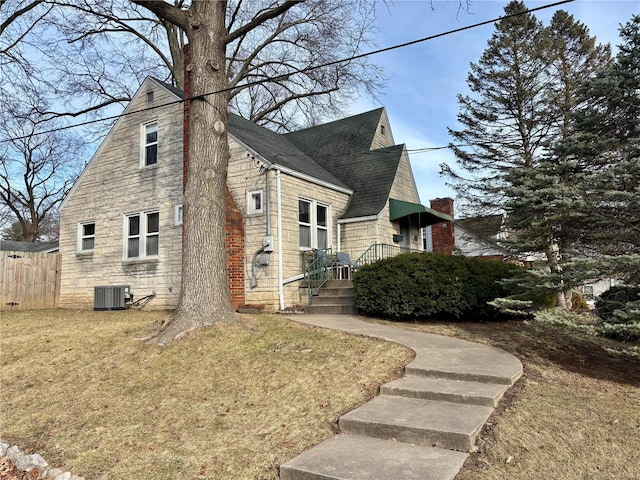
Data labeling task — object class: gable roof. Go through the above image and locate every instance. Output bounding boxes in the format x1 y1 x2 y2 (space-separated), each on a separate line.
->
316 145 404 220
284 108 409 219
64 77 419 219
227 114 351 192
284 108 385 158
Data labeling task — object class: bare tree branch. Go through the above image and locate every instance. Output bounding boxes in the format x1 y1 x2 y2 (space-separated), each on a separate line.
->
224 0 302 44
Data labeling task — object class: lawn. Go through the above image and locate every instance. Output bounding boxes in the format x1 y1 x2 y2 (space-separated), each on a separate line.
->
0 310 412 480
371 317 640 480
2 310 639 480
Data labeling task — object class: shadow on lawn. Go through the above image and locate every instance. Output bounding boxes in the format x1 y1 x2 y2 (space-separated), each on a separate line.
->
447 320 640 388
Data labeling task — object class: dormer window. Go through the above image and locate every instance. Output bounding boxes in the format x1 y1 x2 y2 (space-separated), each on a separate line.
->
142 121 158 166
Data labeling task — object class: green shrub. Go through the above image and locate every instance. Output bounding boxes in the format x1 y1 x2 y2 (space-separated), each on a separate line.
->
595 285 640 323
353 252 521 321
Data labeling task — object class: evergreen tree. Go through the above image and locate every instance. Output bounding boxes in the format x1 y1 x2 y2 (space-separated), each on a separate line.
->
501 10 612 308
446 2 612 309
445 1 550 215
564 14 640 291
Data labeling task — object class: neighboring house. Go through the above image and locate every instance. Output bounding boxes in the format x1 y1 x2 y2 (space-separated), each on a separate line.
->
59 77 451 312
0 240 59 253
454 214 507 260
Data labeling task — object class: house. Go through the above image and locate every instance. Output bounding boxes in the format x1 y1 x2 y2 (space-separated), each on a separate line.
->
58 77 452 312
0 240 59 253
453 214 508 260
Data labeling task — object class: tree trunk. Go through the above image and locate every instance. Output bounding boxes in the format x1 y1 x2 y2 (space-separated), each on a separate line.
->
150 1 237 345
546 244 569 310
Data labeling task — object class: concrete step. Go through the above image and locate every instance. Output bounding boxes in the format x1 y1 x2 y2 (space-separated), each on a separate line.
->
305 304 357 315
279 434 468 480
338 395 493 452
316 287 354 297
406 346 522 385
310 295 354 306
324 279 353 288
380 375 509 408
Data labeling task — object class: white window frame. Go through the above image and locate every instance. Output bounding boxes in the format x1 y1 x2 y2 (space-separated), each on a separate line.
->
247 190 264 215
175 204 183 226
141 121 158 167
77 221 95 253
124 210 160 260
298 197 331 250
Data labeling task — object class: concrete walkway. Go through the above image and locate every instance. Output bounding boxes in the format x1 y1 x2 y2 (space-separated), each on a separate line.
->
280 314 523 480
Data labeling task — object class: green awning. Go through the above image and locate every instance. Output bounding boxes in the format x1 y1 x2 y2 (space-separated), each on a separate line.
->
389 198 452 227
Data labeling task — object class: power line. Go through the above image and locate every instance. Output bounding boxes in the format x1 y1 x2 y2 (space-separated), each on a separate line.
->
1 0 574 143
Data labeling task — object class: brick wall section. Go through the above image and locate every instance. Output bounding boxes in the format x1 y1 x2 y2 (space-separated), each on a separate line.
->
225 186 246 308
430 198 455 255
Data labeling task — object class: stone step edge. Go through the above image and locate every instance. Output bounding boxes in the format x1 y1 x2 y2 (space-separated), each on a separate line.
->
380 375 509 407
279 434 469 480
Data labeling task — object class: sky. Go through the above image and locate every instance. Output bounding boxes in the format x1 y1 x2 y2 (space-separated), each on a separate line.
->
347 0 639 212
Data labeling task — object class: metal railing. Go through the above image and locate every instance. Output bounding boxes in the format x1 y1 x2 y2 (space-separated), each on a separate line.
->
352 243 420 270
303 248 334 304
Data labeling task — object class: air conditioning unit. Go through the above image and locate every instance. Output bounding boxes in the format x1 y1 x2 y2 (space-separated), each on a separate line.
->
94 285 131 310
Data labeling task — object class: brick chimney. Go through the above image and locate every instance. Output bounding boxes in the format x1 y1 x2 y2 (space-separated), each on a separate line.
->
430 197 455 255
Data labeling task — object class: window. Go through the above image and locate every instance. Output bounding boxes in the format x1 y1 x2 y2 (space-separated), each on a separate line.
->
247 190 264 215
78 222 95 252
298 198 330 249
125 211 159 259
175 205 183 225
299 199 311 248
146 90 154 103
380 124 386 135
142 122 158 166
316 204 328 249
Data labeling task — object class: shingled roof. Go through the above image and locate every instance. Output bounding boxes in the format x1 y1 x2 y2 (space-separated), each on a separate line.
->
456 215 504 241
228 114 351 191
284 108 385 158
153 78 405 219
0 240 59 253
284 108 407 219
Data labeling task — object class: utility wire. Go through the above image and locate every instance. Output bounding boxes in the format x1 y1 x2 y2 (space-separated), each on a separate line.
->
1 0 574 143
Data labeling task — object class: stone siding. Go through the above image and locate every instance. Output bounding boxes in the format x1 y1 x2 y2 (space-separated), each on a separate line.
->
226 147 351 310
59 78 184 310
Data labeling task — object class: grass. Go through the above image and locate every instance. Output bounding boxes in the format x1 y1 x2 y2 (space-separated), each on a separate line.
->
3 310 640 479
0 310 412 480
370 317 640 480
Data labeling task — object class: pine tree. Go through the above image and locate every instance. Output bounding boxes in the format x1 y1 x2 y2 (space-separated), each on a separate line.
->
563 14 640 299
501 10 612 308
445 1 550 215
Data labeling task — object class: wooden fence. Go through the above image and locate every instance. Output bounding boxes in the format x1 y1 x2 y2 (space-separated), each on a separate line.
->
0 251 61 310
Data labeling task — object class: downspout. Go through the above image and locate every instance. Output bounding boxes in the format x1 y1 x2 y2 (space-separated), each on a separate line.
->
276 168 285 311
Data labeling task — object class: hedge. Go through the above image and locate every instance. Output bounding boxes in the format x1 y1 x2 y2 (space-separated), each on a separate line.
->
353 252 521 321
